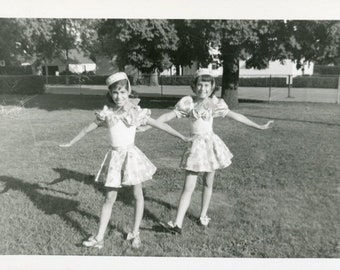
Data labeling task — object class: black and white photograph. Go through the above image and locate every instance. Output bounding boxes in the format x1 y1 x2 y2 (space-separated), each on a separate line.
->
0 0 339 269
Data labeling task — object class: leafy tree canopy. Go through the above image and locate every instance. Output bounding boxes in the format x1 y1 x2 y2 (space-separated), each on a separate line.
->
98 19 179 73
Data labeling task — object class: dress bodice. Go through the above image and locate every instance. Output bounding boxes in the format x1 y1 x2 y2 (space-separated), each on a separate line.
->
173 95 229 134
95 99 150 147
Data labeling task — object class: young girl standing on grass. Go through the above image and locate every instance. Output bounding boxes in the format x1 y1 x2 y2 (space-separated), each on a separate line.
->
139 69 273 234
60 72 190 249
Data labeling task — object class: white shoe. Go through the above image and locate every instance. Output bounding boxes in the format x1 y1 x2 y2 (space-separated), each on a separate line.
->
199 216 211 227
127 231 141 249
82 236 104 249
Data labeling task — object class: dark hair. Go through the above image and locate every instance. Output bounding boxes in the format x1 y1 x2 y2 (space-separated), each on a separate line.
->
191 74 218 96
106 79 129 104
108 79 128 91
106 84 137 104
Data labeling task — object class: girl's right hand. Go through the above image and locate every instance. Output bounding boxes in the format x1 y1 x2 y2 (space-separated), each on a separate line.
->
182 136 194 143
59 142 72 148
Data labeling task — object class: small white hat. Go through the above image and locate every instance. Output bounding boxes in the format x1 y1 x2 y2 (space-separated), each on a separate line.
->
195 68 215 78
106 72 131 94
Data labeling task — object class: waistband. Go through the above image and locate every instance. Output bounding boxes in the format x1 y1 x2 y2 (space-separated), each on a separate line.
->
190 131 214 136
111 144 134 151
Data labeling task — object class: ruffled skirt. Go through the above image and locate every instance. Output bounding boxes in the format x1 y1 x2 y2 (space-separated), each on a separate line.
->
95 145 156 188
180 132 233 172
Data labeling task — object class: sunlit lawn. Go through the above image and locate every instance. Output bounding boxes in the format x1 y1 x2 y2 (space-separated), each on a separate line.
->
0 94 339 257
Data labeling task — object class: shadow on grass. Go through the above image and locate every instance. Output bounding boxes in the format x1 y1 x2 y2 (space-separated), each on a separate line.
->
0 175 119 240
50 168 166 230
50 167 198 233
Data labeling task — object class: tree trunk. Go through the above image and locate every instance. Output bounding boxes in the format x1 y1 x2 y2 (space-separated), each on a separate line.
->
221 45 240 109
175 64 181 76
149 69 159 86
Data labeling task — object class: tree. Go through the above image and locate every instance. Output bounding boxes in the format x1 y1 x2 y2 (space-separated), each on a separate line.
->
98 19 179 85
49 19 101 72
169 20 212 75
16 18 55 75
0 18 99 75
0 18 23 66
200 20 340 108
206 20 290 108
282 21 340 66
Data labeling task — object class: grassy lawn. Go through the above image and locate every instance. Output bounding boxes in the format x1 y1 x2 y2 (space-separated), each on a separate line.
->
0 94 339 257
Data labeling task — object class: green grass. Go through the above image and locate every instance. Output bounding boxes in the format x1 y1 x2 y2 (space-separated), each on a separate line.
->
0 94 339 257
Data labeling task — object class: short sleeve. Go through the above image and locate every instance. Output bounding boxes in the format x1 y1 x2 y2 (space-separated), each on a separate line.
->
134 107 151 126
123 106 151 127
94 105 109 127
212 97 230 118
173 96 194 118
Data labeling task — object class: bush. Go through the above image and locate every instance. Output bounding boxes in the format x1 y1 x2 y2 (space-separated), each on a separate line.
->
0 76 44 94
239 77 286 87
159 76 223 86
159 76 193 85
158 75 339 89
314 65 340 75
292 76 338 88
41 74 340 89
46 75 107 85
0 66 33 75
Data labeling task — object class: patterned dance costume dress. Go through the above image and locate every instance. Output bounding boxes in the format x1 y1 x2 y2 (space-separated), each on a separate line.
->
94 99 156 187
173 95 233 172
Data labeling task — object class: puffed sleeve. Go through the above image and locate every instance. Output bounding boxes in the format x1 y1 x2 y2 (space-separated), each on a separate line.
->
173 96 193 118
123 106 151 127
94 105 109 127
134 107 151 126
212 96 230 118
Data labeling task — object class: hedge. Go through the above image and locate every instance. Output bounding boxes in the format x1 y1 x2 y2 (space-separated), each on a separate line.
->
292 76 338 89
0 66 33 75
46 75 107 85
159 75 339 89
314 65 340 75
59 74 340 89
0 76 44 94
239 77 287 87
1 74 338 95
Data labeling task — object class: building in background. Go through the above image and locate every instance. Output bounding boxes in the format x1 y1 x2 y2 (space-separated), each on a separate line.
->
161 46 314 78
43 49 96 75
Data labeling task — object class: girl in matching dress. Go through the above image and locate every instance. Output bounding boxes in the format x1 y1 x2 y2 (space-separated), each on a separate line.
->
60 72 190 248
140 69 274 234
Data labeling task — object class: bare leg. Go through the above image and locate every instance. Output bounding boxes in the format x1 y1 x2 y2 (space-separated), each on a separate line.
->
174 171 199 228
132 184 144 233
200 171 215 218
95 188 118 241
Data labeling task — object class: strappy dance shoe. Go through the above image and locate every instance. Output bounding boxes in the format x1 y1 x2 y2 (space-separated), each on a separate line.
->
82 236 104 249
126 231 141 249
198 216 211 227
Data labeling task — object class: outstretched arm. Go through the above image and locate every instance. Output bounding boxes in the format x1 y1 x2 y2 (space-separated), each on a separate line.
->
145 117 190 142
59 122 99 147
226 111 274 130
137 111 177 132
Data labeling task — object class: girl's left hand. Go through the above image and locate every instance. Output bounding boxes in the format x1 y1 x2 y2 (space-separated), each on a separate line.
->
259 120 274 130
59 142 72 148
136 126 151 132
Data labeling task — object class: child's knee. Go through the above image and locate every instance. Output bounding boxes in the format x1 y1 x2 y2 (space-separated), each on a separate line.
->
133 185 144 201
203 181 213 189
183 184 196 194
105 190 117 204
